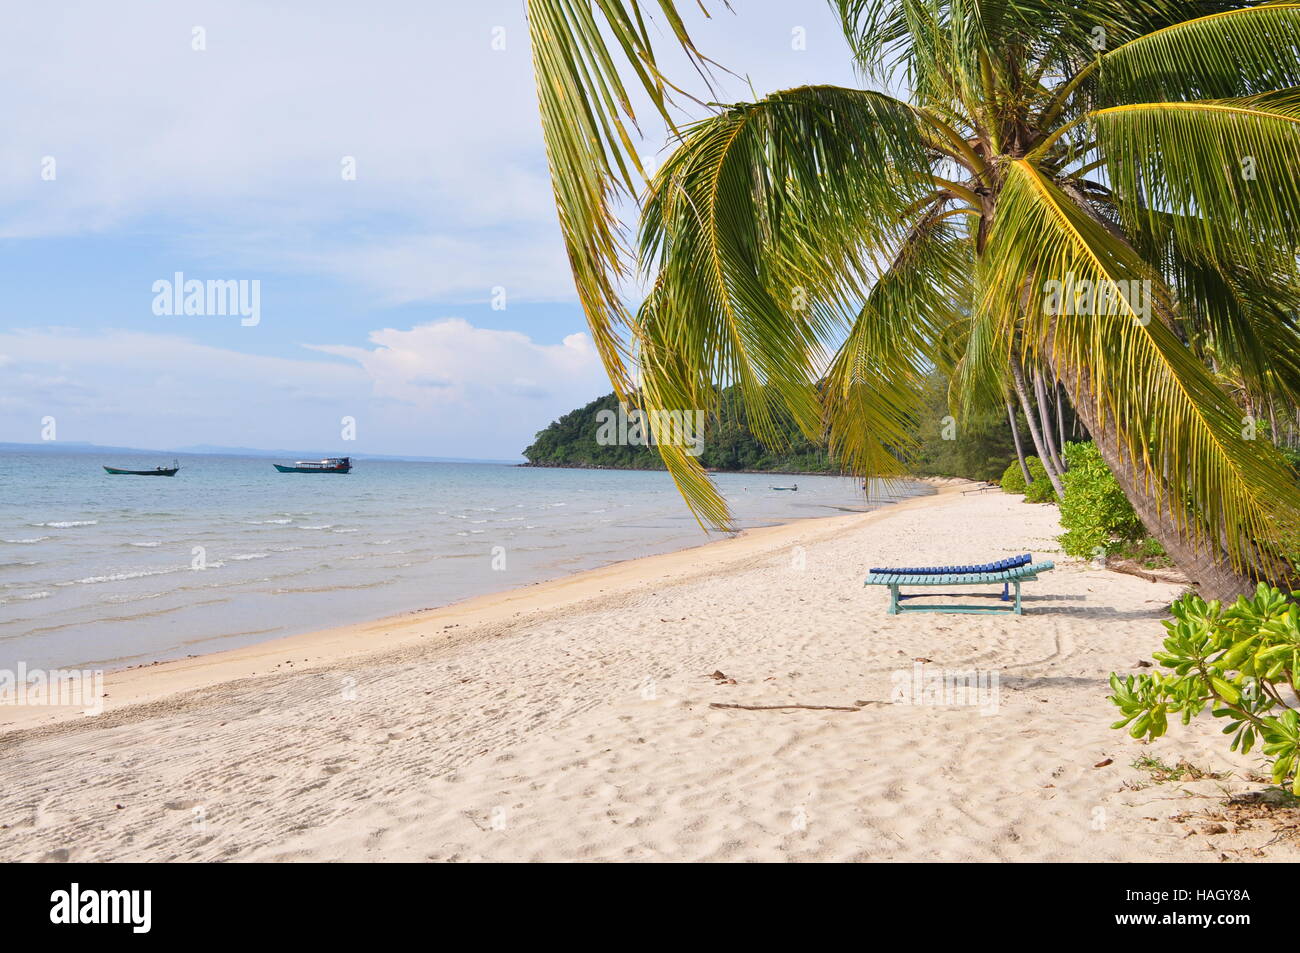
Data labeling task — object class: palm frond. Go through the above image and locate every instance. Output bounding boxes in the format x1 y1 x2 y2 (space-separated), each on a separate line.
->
635 85 935 525
1131 211 1300 405
525 0 717 400
1097 3 1300 105
825 207 973 477
985 158 1300 572
1089 93 1300 268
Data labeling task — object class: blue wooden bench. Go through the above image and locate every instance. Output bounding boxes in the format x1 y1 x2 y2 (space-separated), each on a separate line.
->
863 554 1055 615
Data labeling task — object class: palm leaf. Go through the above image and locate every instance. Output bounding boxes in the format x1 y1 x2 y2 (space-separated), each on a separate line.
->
824 207 973 477
525 0 717 401
1096 3 1300 105
635 85 935 525
1088 94 1300 269
985 158 1300 572
1132 211 1300 405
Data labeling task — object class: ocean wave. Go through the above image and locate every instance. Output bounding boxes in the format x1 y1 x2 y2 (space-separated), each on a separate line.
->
243 518 292 525
70 566 186 585
4 536 51 544
128 540 163 547
102 590 172 605
298 524 335 530
230 553 269 561
32 520 98 528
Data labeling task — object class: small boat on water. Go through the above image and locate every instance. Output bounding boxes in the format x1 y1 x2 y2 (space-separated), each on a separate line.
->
273 456 352 474
104 460 180 476
772 484 798 491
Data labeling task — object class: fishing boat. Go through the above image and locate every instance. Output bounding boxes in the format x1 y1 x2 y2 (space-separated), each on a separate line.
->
104 460 180 476
771 484 798 491
273 457 352 474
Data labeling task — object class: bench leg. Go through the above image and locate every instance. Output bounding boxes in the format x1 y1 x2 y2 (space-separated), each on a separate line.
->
1001 582 1009 601
888 585 900 615
1013 581 1022 614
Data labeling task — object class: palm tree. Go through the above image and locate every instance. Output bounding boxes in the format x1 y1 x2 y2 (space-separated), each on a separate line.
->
524 0 1300 600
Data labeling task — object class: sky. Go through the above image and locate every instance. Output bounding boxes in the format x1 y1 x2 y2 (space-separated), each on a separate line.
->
0 0 862 460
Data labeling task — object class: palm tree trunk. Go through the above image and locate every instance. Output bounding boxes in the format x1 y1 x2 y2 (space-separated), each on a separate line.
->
1007 401 1031 484
1052 358 1258 601
1009 354 1065 497
1034 368 1065 474
1056 381 1068 452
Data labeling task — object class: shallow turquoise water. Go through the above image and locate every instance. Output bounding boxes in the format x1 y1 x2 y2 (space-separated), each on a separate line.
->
0 449 930 669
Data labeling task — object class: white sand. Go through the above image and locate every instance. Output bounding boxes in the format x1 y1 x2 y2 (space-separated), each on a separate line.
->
2 485 1294 862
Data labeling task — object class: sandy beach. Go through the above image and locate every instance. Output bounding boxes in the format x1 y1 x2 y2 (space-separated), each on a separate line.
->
2 483 1295 863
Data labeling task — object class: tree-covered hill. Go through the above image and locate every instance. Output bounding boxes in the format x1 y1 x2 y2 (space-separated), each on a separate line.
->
522 371 1052 481
521 390 837 473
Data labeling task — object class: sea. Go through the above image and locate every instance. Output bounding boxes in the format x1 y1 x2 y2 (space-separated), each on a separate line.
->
0 449 932 670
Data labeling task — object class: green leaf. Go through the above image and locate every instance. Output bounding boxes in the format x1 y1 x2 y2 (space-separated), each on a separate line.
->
1210 676 1241 704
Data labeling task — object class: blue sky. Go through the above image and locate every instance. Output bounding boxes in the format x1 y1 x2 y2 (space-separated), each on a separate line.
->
0 0 861 459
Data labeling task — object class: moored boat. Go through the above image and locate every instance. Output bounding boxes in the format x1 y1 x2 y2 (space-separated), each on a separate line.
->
104 460 180 476
273 456 352 473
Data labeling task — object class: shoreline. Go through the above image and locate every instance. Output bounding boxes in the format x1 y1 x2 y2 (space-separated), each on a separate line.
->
6 479 1293 863
0 480 952 736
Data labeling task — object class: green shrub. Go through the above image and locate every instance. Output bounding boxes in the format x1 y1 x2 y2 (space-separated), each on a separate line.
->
1002 455 1050 493
1109 585 1300 795
1024 476 1058 503
1057 441 1144 557
1001 459 1028 494
1004 455 1059 502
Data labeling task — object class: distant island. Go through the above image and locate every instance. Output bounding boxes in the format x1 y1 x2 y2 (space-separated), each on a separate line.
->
521 390 837 473
522 371 1037 483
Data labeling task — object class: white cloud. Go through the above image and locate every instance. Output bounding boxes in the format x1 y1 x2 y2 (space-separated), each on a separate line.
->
309 318 604 407
0 321 610 457
0 1 861 305
0 0 562 302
